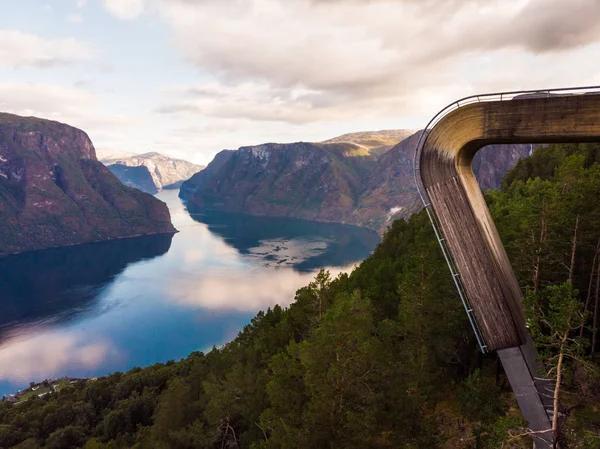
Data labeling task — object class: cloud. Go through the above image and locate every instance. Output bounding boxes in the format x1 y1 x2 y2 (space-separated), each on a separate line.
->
154 0 600 125
68 13 84 23
0 30 93 68
0 82 138 145
102 0 146 20
0 82 95 117
0 330 111 383
157 82 352 124
4 0 598 163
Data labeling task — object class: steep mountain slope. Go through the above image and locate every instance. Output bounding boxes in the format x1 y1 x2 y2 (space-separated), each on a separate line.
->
180 131 532 234
99 151 204 191
180 142 377 223
179 149 235 199
0 113 176 257
107 164 158 195
472 143 535 189
351 132 424 230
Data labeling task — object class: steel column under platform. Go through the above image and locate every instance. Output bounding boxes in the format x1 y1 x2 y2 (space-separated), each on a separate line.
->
498 337 553 448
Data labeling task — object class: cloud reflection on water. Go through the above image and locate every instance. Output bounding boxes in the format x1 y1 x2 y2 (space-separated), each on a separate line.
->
168 265 351 312
0 192 378 394
0 329 113 383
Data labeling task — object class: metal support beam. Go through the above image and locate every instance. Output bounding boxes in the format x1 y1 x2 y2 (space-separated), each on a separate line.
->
498 337 553 448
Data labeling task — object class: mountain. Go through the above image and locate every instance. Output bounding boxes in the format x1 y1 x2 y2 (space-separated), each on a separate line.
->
351 134 534 231
0 113 176 257
350 132 425 230
471 143 536 189
180 130 532 234
2 144 598 448
179 149 235 199
107 164 158 195
99 151 204 191
180 141 378 223
321 129 416 156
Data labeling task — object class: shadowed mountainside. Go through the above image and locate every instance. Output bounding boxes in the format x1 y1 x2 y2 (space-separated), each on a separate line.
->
107 164 158 195
0 113 176 257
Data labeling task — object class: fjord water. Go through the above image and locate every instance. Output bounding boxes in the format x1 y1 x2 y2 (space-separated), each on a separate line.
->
0 190 380 397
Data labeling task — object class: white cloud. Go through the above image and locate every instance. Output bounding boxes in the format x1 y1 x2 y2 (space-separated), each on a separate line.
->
0 331 110 383
0 82 138 147
0 30 93 68
0 82 95 117
102 0 146 20
68 13 84 23
4 0 600 163
154 0 600 125
157 82 356 124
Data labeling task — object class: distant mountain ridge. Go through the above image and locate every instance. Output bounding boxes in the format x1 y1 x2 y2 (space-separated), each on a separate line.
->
180 130 532 234
98 151 204 192
322 129 417 156
0 113 176 257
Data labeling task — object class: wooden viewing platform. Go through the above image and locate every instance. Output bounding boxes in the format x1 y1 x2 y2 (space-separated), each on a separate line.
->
416 86 600 448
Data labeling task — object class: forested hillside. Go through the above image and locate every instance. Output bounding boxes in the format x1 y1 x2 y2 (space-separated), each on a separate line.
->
1 144 600 448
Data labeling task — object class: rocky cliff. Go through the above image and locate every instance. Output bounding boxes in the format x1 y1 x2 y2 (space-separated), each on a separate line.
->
0 113 176 257
180 141 378 223
472 143 535 189
99 151 204 191
180 130 532 234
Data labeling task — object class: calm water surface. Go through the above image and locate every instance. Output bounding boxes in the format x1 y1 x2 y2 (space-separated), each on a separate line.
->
0 190 380 396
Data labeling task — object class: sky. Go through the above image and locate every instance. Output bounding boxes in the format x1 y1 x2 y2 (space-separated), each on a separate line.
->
1 0 600 165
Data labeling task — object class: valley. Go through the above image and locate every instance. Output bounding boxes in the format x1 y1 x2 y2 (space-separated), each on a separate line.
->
0 190 378 398
1 2 599 447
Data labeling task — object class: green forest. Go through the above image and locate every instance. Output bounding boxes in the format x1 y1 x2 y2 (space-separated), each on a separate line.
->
1 143 600 448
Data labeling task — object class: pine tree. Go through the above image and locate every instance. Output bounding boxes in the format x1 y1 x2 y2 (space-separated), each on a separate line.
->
524 283 594 446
